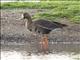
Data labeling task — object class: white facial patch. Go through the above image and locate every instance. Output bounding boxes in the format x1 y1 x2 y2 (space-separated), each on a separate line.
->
21 14 24 18
25 21 28 27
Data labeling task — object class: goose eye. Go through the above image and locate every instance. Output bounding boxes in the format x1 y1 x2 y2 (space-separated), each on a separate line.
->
29 29 32 31
38 31 40 33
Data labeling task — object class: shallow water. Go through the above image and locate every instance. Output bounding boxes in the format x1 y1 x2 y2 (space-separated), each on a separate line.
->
1 50 80 60
1 44 80 60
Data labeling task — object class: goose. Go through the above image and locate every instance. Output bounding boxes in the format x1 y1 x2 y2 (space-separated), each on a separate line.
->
21 12 67 53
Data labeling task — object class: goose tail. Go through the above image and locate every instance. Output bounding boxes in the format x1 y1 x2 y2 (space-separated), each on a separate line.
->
53 22 68 28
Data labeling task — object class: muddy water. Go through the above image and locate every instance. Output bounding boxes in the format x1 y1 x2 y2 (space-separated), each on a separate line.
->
1 44 80 60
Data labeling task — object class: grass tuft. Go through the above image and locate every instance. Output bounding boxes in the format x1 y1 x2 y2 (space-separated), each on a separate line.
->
1 1 80 24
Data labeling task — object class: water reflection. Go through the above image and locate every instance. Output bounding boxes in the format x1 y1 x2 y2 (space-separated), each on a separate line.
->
1 50 80 60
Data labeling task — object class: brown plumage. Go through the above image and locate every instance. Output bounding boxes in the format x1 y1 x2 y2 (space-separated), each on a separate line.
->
21 12 67 53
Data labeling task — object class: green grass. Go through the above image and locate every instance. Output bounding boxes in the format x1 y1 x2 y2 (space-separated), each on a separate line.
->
40 0 80 1
1 1 80 24
1 1 80 9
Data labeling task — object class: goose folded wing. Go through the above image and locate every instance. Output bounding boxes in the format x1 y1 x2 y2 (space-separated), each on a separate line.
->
34 19 61 30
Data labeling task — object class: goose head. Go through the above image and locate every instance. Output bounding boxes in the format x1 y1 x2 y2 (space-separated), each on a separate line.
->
22 12 32 20
21 12 32 25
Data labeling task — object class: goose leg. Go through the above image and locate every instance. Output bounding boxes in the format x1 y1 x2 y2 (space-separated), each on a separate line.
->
43 34 48 51
40 34 48 53
40 36 44 51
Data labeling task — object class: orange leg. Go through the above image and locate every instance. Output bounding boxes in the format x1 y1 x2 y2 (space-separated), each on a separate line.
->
43 34 48 51
40 34 48 52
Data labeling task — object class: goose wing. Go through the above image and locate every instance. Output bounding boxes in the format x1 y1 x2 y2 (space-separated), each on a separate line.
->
34 19 62 30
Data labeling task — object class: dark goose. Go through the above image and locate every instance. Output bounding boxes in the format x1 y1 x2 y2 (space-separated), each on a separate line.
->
21 12 67 53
